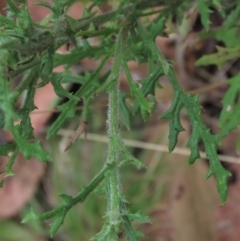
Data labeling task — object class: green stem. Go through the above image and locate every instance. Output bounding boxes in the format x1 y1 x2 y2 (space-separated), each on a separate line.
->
103 25 129 240
7 0 185 78
105 79 121 241
36 163 110 222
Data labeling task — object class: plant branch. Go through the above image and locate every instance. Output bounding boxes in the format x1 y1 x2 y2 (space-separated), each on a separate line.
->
7 0 186 78
23 163 111 223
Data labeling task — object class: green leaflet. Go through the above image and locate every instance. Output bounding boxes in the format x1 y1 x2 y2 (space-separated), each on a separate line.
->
6 0 20 14
159 91 185 152
149 17 166 41
219 101 240 139
161 69 231 204
47 54 109 138
186 124 201 165
0 14 17 28
123 61 153 120
47 101 77 139
118 139 145 170
133 67 164 114
12 125 51 162
204 134 231 205
50 74 79 101
136 21 169 75
200 28 240 48
38 48 54 87
53 44 109 68
197 0 212 31
35 1 57 15
120 200 145 241
219 74 240 127
196 46 240 67
0 143 16 156
123 211 150 223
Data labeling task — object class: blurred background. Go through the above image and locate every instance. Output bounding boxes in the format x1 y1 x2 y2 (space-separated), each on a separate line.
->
1 1 240 240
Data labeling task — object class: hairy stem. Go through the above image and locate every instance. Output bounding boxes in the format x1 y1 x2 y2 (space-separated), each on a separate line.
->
34 163 110 222
105 79 121 240
104 29 125 240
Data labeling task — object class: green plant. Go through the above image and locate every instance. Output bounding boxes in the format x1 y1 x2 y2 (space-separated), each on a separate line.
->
0 0 237 240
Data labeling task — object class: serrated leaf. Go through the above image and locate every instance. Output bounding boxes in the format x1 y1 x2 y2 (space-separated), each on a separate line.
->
141 67 164 96
0 143 16 156
219 101 240 139
219 74 240 127
35 1 56 14
223 2 240 28
196 46 240 67
53 45 108 68
123 61 153 120
48 56 108 138
149 17 166 41
12 125 51 161
205 168 214 180
122 208 144 241
47 101 77 139
6 0 20 14
0 14 17 28
133 67 163 114
118 140 145 169
186 125 201 165
159 92 185 151
53 72 85 84
197 0 212 31
50 75 79 101
204 140 231 205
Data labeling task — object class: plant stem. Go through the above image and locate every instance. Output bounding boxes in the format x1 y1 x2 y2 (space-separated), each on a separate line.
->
35 163 110 222
106 79 121 241
8 0 186 78
104 24 129 240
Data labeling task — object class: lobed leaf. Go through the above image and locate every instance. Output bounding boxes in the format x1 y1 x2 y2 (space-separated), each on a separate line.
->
0 14 17 28
219 74 240 127
203 134 231 205
186 124 201 165
12 125 51 162
123 61 153 120
118 139 145 169
219 101 240 139
159 92 185 151
6 0 20 14
47 101 77 139
196 46 240 67
149 17 166 41
50 75 79 101
0 143 16 156
197 0 212 31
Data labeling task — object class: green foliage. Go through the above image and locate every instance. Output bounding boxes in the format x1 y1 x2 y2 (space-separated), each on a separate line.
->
0 0 238 239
